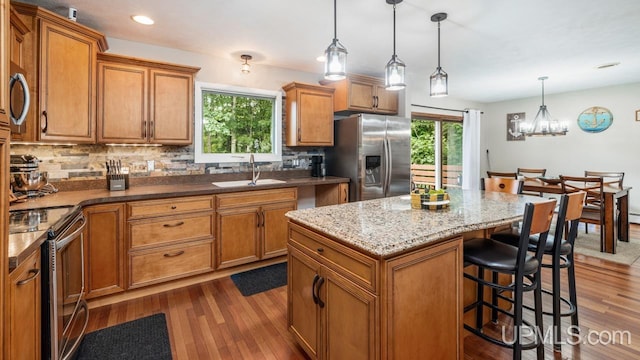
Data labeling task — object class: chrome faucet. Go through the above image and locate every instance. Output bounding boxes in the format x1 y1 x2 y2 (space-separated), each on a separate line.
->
248 154 260 186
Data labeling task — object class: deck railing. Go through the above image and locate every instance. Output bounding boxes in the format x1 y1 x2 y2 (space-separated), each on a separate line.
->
411 164 462 188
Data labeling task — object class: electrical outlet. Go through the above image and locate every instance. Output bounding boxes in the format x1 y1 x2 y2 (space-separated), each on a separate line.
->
147 160 155 171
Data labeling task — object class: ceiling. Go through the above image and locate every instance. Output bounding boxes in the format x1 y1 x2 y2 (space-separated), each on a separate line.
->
17 0 640 103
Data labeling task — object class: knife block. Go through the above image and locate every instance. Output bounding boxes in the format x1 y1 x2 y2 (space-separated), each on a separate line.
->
107 174 129 191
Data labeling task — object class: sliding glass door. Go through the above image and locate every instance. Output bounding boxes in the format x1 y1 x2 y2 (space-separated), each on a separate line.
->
411 113 463 190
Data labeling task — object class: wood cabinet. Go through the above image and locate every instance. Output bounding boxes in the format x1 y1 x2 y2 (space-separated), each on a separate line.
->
315 182 349 207
216 188 297 269
97 53 199 145
1 0 10 353
83 203 126 299
283 82 335 147
8 5 30 139
126 196 215 288
321 74 399 115
288 221 463 359
12 3 108 143
7 247 41 360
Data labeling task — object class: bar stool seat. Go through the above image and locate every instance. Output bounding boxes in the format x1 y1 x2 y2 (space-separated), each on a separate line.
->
491 232 572 255
464 238 539 274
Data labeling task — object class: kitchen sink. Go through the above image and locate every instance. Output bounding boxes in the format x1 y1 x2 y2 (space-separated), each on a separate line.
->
211 179 286 188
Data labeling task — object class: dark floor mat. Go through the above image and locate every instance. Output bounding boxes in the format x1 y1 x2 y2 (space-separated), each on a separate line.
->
76 313 172 360
231 262 287 296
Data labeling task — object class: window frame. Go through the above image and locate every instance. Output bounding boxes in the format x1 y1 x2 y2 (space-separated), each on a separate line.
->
194 82 283 163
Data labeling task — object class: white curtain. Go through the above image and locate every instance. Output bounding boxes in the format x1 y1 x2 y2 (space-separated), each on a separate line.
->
462 109 482 190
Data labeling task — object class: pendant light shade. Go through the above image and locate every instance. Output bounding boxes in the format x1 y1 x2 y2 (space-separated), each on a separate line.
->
385 0 405 91
324 0 347 80
240 54 252 74
430 13 448 97
520 77 568 136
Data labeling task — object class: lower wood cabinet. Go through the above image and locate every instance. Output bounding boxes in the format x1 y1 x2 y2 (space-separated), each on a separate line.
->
7 248 41 360
315 183 349 207
216 188 297 269
288 221 463 360
83 203 126 299
126 195 215 288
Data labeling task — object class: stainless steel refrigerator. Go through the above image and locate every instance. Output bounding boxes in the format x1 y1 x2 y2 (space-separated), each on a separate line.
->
325 114 411 202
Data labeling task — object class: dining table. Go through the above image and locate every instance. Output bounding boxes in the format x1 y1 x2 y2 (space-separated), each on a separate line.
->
522 178 631 254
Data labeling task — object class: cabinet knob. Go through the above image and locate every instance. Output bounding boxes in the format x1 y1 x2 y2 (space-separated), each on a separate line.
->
171 205 177 209
317 247 324 253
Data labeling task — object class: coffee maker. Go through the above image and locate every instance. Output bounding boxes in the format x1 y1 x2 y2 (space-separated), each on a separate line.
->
311 155 324 177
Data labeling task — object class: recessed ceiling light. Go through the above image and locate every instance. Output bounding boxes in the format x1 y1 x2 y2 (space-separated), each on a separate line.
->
595 62 620 69
131 15 154 25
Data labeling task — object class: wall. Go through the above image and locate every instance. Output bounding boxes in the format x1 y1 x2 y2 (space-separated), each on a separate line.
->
482 82 640 218
11 38 328 181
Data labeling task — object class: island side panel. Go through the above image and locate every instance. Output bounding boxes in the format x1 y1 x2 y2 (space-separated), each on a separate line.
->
382 236 463 360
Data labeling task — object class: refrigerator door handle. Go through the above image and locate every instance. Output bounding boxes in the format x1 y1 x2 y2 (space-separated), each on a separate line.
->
384 136 392 196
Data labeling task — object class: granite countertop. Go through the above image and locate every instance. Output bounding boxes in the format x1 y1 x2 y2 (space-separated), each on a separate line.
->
8 175 348 271
286 189 546 258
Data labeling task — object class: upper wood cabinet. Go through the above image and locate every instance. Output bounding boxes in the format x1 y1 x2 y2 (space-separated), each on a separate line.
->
283 82 335 147
320 74 399 115
13 3 108 143
8 5 31 140
97 53 199 145
1 1 11 127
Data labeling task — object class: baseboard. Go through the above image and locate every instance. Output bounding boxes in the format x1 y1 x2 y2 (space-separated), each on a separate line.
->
86 256 287 309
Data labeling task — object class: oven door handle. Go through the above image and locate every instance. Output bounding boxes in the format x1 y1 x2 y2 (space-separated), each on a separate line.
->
60 300 89 360
56 214 86 251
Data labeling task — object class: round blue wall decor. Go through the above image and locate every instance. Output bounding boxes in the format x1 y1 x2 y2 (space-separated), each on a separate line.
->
577 106 613 133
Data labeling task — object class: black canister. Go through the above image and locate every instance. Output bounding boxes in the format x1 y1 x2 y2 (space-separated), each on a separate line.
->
311 155 323 177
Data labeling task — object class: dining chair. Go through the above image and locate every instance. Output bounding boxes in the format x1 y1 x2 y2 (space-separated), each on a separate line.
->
518 168 547 196
486 171 518 179
584 171 624 188
560 175 605 244
481 177 522 194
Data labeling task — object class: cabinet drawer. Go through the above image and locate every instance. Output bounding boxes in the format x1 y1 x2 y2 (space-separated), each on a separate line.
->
217 188 297 210
289 222 378 293
127 196 214 219
129 213 214 249
129 239 213 288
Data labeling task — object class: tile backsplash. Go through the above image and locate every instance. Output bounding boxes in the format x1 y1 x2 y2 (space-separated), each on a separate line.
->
11 143 324 181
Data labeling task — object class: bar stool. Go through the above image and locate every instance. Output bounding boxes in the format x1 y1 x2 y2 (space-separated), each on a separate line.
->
464 198 556 360
491 191 586 351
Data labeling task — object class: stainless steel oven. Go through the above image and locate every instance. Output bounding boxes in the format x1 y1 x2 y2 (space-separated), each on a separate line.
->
42 206 88 360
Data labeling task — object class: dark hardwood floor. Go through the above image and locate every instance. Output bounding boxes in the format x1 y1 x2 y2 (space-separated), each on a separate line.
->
86 224 640 359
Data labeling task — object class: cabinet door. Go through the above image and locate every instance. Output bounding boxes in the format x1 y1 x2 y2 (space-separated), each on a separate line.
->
374 84 399 115
216 206 261 269
84 203 126 299
262 201 296 259
321 266 377 360
149 69 193 145
348 80 375 112
97 61 148 143
297 89 334 146
288 246 321 360
38 20 97 143
8 248 41 360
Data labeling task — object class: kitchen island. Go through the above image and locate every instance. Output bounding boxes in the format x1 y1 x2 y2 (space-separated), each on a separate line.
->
285 190 544 360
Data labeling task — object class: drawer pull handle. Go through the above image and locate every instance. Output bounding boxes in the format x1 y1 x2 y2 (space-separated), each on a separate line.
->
17 269 40 286
171 205 177 210
163 221 185 228
317 247 324 253
163 250 185 258
316 276 325 308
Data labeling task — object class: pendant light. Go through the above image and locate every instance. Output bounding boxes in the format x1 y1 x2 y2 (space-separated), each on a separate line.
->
430 12 448 97
521 76 568 136
385 0 405 91
240 54 252 74
324 0 347 80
